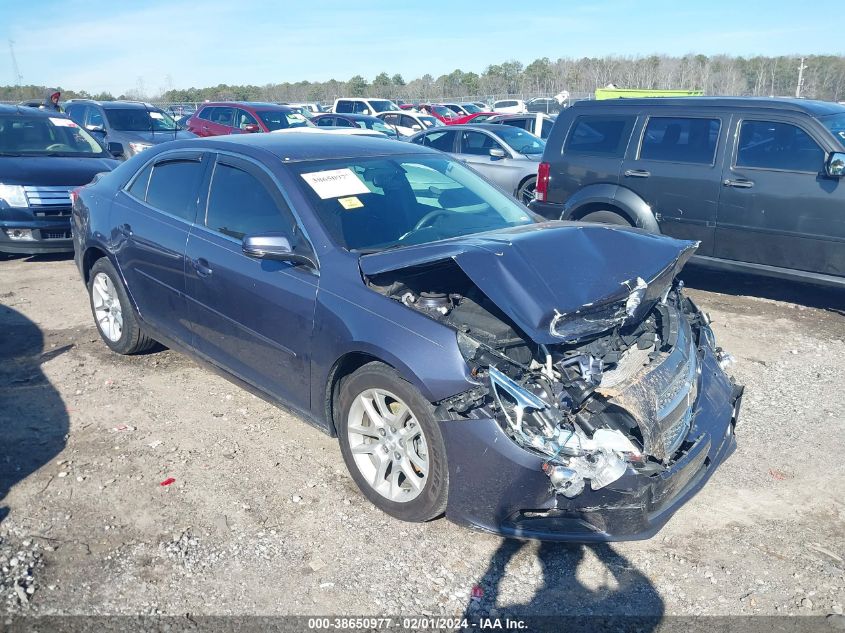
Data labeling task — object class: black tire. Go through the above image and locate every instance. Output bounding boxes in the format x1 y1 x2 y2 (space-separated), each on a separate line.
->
577 209 633 226
87 257 157 355
517 177 537 205
336 362 448 522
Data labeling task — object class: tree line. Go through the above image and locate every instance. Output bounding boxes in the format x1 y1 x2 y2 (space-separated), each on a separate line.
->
3 54 844 104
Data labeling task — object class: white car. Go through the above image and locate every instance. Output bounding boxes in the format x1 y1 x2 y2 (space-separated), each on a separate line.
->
289 102 325 114
376 111 444 137
333 97 400 116
492 99 528 114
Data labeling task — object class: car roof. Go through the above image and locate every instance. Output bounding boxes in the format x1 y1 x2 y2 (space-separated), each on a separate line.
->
0 104 69 117
573 96 845 116
168 131 441 162
321 113 381 121
67 100 159 109
199 101 291 110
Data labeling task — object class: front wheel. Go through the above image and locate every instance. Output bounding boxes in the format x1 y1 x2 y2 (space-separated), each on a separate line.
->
88 258 157 355
336 362 448 522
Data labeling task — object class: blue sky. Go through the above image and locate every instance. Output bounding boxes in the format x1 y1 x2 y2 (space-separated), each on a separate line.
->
1 0 837 94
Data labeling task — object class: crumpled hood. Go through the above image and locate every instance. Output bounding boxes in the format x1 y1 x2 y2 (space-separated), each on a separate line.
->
360 222 698 344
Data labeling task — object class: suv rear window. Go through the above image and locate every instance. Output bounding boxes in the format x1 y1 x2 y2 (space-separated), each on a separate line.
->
565 115 635 157
640 117 720 164
335 100 354 114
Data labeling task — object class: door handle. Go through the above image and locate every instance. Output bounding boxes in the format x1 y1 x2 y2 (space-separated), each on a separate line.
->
117 223 132 237
723 179 754 189
192 257 213 277
624 169 651 178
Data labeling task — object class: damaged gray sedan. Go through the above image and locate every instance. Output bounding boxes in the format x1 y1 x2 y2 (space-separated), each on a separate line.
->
74 133 742 541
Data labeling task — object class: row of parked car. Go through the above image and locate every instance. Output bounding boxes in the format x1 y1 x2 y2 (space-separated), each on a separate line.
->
2 94 844 290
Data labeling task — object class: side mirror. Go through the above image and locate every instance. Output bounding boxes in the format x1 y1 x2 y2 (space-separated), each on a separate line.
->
87 124 105 134
489 148 507 159
242 233 315 268
107 142 124 158
411 124 422 131
243 123 261 133
826 152 845 177
361 109 370 115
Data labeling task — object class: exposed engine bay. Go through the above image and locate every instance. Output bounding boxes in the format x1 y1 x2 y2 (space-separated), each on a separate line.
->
366 259 732 499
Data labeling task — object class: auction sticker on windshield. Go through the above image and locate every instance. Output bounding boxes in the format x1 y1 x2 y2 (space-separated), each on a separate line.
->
338 196 363 210
50 117 77 127
301 169 370 199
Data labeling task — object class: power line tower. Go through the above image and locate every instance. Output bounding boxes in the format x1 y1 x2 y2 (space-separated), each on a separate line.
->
8 39 24 99
795 57 807 98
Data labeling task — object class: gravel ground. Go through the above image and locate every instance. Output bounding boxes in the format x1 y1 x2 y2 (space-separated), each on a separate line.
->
0 254 843 621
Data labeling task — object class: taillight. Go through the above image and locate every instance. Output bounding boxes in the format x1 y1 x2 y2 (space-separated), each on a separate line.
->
536 162 550 202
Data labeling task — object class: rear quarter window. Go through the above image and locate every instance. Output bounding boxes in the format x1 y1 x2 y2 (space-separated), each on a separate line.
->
564 115 636 157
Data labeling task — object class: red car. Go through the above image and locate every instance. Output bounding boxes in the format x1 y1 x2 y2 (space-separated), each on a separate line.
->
186 102 311 137
418 104 461 123
447 112 498 125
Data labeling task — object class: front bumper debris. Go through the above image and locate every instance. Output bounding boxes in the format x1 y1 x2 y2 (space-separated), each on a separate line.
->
439 345 742 542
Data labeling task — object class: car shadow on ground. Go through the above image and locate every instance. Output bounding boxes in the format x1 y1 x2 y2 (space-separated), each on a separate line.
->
463 539 663 630
0 305 70 526
682 266 845 314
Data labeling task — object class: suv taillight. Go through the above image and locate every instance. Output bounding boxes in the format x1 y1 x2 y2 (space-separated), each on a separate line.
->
536 162 550 202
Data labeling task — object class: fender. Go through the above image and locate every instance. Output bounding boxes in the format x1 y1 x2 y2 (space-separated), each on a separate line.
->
563 183 660 233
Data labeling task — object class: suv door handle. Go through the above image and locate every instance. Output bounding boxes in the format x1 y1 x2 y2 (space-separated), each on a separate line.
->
723 179 754 189
624 169 651 178
192 257 213 277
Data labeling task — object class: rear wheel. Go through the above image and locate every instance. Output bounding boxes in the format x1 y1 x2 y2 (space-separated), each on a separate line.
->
337 362 448 522
517 177 537 205
88 258 157 355
578 209 633 226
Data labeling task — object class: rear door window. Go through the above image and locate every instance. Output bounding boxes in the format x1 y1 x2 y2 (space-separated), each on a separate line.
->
335 100 353 113
417 130 457 151
197 106 215 121
210 107 235 127
565 115 636 157
502 118 529 131
144 158 205 221
316 116 335 127
735 120 824 173
639 117 721 164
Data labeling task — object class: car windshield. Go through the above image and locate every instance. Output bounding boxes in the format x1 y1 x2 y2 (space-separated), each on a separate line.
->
356 119 398 138
369 100 399 113
493 126 545 155
104 107 178 132
461 103 482 113
257 111 313 131
289 155 535 251
819 113 845 146
0 114 106 156
420 116 442 128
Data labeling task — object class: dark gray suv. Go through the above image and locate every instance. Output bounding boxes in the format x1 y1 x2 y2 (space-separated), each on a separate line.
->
65 100 196 160
530 97 845 288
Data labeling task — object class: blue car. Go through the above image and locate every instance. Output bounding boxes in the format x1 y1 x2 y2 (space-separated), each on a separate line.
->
72 133 742 541
0 105 120 255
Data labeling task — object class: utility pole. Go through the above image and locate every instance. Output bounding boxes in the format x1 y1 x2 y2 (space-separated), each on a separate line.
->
795 57 807 98
8 39 24 99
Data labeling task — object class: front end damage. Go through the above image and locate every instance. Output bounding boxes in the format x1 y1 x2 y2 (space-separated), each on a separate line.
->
362 224 743 541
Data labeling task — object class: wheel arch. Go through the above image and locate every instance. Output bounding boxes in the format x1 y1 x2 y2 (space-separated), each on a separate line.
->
564 183 660 233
